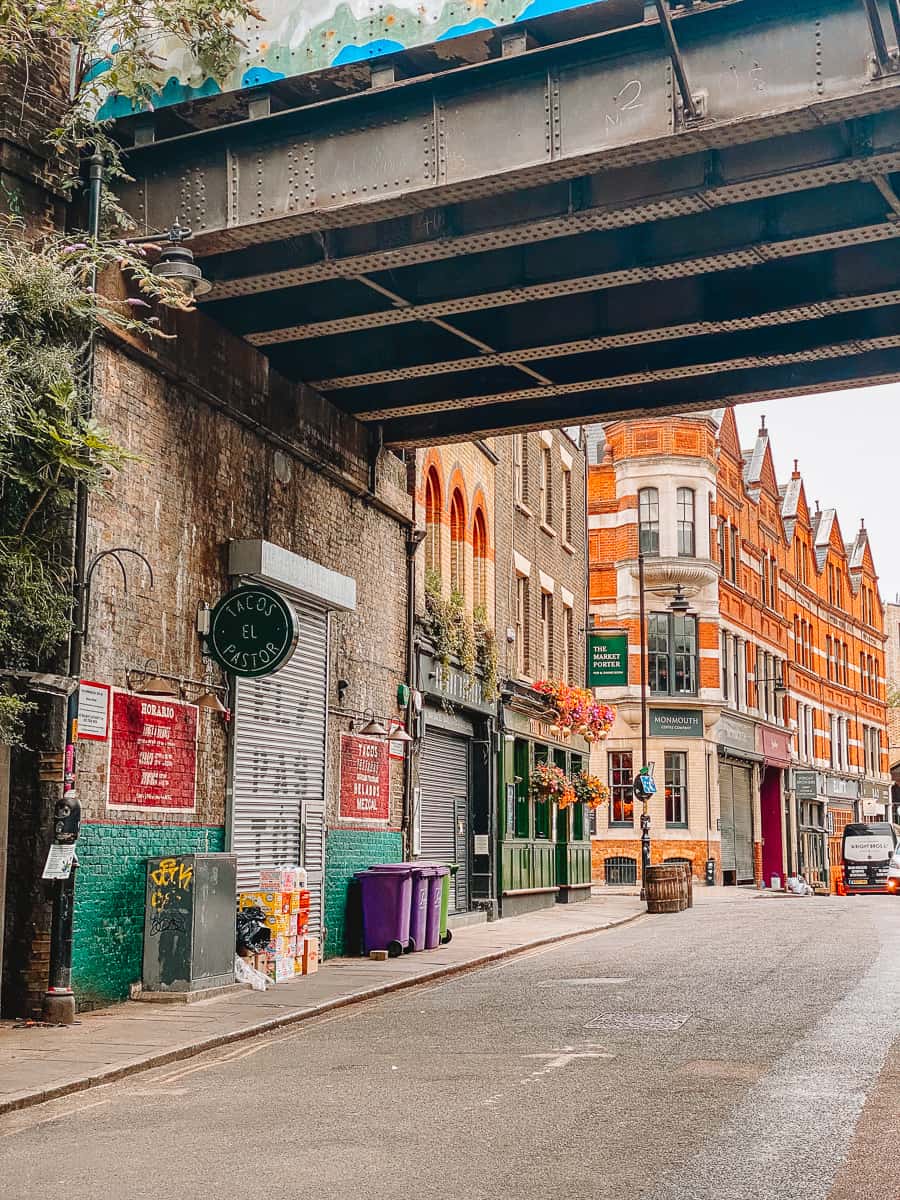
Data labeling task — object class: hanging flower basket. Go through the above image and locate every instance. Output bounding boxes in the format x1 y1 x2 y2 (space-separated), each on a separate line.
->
572 772 611 809
534 680 616 742
529 762 569 802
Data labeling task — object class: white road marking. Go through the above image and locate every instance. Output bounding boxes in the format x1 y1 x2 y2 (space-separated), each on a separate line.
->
524 1044 615 1076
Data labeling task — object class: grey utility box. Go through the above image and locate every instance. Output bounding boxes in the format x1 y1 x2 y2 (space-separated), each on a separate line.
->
142 853 237 993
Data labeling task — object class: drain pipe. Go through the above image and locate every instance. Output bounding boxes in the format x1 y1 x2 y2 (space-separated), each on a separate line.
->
403 527 426 858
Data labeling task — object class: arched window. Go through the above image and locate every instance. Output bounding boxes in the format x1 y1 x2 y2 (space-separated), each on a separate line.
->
472 508 488 612
424 468 442 576
449 489 466 597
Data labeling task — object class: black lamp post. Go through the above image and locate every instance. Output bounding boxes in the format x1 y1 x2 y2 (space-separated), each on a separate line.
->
635 559 693 899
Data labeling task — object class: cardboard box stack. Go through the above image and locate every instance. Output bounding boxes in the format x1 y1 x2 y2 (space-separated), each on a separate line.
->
237 866 319 982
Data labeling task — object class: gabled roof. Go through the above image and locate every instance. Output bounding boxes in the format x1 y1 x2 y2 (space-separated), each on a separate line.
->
718 406 743 461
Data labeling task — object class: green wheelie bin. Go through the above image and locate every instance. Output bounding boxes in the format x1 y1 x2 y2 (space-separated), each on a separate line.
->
439 863 460 945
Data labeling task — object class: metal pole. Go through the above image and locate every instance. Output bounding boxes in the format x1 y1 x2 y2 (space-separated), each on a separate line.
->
861 0 891 72
654 0 699 121
638 551 650 899
44 151 103 1025
889 0 900 51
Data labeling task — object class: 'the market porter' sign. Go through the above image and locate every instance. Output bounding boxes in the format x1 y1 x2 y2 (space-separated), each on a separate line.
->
207 584 298 677
588 632 628 688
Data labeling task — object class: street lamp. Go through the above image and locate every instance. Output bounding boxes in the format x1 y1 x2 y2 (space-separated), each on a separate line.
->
635 556 695 898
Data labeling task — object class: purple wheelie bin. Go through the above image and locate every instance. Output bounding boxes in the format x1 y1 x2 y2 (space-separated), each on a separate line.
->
355 865 413 957
370 863 436 952
424 866 449 950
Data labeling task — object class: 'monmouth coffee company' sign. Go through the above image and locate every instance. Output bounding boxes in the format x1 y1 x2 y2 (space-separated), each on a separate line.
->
207 584 298 677
649 708 704 738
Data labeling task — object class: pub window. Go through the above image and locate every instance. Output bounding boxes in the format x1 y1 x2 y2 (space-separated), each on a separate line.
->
665 751 688 827
540 590 552 677
424 467 442 576
534 743 551 839
514 738 530 838
562 464 573 544
608 750 635 825
449 488 466 597
649 612 698 696
513 434 525 506
677 487 695 557
515 575 528 677
563 604 574 684
540 446 552 527
639 488 660 556
721 631 729 702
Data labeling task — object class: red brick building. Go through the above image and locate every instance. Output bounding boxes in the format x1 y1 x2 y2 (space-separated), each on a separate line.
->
587 408 890 890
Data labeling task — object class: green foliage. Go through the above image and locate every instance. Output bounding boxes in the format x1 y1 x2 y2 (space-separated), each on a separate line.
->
0 690 35 746
0 2 260 743
473 605 498 702
0 222 192 741
424 571 498 699
1 0 260 228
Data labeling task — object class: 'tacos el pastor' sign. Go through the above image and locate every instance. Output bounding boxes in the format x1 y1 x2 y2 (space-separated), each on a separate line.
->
207 585 298 677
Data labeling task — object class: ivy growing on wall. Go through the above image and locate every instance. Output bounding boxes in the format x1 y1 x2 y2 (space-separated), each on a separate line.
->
0 1 259 742
424 570 498 702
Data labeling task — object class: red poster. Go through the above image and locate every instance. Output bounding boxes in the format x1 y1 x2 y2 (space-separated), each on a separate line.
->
108 691 198 811
339 734 390 822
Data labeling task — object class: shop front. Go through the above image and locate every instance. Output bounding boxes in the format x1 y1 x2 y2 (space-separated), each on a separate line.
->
499 694 592 917
795 769 830 889
716 713 761 886
415 649 495 916
757 725 791 889
226 540 357 940
859 779 891 821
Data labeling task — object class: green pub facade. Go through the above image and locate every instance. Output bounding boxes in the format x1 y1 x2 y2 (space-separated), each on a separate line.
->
498 686 592 917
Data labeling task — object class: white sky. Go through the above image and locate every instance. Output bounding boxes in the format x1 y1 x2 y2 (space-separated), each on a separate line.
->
734 388 900 604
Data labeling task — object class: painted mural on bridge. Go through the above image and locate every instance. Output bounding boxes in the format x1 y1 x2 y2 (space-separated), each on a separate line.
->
96 0 613 118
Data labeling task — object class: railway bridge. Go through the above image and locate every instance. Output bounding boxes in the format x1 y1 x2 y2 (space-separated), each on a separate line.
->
117 0 900 444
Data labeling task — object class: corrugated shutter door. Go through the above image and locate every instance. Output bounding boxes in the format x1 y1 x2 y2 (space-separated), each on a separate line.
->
719 763 736 873
230 594 328 935
419 729 469 913
733 765 754 883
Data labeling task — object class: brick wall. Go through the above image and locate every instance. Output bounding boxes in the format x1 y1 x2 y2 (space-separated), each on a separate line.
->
591 838 721 883
323 828 403 958
9 303 413 1005
72 822 225 1007
494 431 587 686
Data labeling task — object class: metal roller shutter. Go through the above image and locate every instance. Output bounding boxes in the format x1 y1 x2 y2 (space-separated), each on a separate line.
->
419 728 469 913
229 594 328 935
719 762 736 873
733 764 754 884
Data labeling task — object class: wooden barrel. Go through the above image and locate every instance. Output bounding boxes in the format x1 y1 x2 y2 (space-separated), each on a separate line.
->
683 863 693 909
645 864 687 914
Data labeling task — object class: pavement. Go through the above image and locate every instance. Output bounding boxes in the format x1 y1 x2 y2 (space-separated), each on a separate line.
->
0 891 643 1116
3 886 900 1200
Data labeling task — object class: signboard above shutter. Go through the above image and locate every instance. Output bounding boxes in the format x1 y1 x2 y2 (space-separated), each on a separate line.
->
208 584 298 677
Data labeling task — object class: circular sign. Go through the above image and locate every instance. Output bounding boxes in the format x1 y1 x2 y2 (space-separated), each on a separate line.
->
207 585 298 677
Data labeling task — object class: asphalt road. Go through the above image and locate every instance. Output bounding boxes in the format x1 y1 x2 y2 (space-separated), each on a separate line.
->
4 890 900 1200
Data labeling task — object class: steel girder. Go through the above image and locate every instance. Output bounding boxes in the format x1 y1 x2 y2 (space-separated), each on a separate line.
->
118 0 900 442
